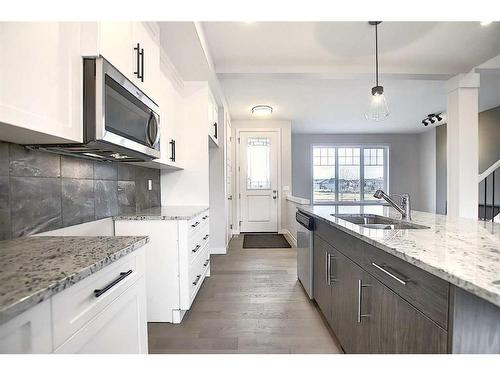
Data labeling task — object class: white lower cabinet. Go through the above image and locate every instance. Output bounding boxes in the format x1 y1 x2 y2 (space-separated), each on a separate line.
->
0 299 52 354
54 276 147 354
0 247 148 354
114 209 210 323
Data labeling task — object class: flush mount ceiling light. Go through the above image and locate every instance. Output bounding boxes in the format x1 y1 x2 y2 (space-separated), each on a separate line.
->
480 21 493 26
251 105 273 116
365 21 390 122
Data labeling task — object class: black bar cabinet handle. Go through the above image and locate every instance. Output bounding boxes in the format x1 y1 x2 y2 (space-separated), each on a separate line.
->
134 43 141 78
192 244 201 253
213 122 218 139
140 47 145 82
94 270 133 298
169 139 176 162
192 275 201 286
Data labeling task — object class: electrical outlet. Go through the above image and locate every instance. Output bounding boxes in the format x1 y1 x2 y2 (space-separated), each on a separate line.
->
148 179 153 191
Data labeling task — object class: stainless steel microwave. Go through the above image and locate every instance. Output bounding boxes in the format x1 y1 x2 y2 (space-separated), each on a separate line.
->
29 57 160 162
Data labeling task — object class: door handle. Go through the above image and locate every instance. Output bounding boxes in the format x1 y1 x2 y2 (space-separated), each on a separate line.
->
228 195 233 200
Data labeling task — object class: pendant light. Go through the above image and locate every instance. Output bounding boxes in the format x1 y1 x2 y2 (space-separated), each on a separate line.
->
365 21 390 121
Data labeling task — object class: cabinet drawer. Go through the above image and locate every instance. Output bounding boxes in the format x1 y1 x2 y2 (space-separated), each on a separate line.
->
315 220 365 265
188 245 210 303
363 244 449 329
51 248 146 348
188 227 210 264
54 276 147 354
188 211 209 236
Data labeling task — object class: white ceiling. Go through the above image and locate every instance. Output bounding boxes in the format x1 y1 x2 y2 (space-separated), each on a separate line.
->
198 22 500 133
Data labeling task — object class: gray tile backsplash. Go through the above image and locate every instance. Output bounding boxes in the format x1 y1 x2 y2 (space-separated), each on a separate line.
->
62 179 94 227
9 144 61 177
61 156 94 179
0 141 161 240
94 161 118 180
95 180 118 220
10 177 62 238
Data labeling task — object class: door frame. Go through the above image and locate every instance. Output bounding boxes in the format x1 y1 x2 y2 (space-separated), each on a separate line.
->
235 128 282 234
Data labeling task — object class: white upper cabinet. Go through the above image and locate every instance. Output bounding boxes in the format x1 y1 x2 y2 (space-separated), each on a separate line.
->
0 22 83 143
82 22 161 103
132 23 161 102
98 22 133 80
208 90 219 147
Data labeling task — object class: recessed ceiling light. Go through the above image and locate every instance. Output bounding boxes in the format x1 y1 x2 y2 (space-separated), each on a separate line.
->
251 105 273 116
480 21 493 26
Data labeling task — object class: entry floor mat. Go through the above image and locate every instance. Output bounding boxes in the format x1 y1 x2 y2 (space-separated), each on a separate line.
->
242 233 292 249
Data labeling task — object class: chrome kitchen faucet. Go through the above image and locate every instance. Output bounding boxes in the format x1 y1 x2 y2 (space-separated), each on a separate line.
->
373 190 412 220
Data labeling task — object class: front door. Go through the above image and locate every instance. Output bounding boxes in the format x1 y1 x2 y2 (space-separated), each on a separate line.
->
239 131 279 232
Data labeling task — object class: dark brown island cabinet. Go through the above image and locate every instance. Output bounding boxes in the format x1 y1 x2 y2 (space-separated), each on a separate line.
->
312 218 500 354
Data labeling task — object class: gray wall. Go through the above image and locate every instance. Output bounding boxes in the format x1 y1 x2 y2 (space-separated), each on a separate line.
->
292 133 429 211
0 141 160 240
479 105 500 173
418 128 437 213
436 125 447 215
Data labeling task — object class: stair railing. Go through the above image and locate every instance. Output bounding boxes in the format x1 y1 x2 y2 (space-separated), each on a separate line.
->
478 159 500 222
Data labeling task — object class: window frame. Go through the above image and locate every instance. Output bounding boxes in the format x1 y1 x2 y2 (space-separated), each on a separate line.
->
311 143 390 205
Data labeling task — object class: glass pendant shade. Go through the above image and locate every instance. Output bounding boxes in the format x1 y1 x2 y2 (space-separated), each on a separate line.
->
364 90 389 121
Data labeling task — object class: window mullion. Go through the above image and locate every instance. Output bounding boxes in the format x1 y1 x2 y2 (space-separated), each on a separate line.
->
335 147 339 202
360 147 365 202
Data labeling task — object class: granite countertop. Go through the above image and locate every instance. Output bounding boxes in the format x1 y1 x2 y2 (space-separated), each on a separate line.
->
113 205 209 221
298 205 500 308
0 236 149 325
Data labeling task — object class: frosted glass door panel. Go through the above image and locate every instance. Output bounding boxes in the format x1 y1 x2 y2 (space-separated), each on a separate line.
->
246 138 271 190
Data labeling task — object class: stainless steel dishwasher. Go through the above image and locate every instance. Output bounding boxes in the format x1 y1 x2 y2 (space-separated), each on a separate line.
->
296 210 314 299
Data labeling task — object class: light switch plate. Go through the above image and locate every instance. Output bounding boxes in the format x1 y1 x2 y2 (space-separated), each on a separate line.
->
148 179 153 191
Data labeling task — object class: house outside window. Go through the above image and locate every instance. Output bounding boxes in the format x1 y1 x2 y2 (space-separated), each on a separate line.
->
312 145 389 204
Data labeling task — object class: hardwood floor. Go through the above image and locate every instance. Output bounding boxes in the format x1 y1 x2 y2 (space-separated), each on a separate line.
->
148 235 343 354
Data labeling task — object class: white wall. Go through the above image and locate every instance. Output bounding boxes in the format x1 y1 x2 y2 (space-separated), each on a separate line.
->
209 107 228 253
34 218 114 236
231 119 292 233
418 128 437 213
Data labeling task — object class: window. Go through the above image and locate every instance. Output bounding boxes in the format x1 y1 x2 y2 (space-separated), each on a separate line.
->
312 145 388 203
247 137 271 189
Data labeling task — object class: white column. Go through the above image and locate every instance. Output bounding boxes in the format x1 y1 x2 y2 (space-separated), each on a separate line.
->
446 73 480 219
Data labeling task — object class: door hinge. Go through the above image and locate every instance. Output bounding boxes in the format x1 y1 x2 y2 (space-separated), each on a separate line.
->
239 221 242 227
237 137 240 144
230 224 233 229
238 166 240 172
239 193 241 198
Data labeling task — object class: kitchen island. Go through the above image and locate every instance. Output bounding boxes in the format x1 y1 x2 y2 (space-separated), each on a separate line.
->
298 205 500 354
0 236 149 353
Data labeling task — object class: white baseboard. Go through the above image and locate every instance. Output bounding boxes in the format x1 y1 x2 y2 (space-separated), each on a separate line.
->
279 229 297 247
210 247 227 255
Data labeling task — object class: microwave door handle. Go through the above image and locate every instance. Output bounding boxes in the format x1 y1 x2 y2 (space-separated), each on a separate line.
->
146 112 158 146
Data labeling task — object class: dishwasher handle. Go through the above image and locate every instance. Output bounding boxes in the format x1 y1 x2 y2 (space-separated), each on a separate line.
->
296 211 314 230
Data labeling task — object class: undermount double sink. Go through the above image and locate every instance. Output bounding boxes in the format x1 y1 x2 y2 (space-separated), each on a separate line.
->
331 214 429 230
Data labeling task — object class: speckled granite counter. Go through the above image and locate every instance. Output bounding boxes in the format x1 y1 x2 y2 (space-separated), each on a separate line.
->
114 205 209 221
298 205 500 308
0 236 149 325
